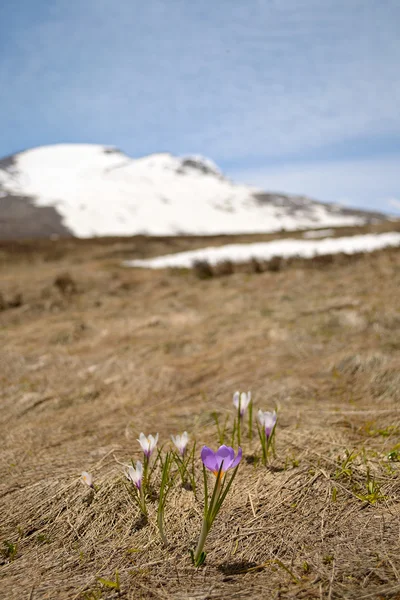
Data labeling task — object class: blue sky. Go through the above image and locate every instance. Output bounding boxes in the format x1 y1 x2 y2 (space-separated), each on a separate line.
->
1 0 400 213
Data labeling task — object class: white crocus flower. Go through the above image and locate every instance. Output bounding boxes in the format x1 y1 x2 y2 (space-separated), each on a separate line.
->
127 460 143 489
233 391 251 417
171 431 189 456
81 471 93 488
137 432 159 458
257 410 277 437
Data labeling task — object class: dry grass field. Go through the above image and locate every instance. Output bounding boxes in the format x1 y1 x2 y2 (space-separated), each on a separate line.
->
1 226 400 600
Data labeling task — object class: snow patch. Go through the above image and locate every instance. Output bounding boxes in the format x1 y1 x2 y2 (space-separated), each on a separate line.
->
303 228 335 238
124 232 400 269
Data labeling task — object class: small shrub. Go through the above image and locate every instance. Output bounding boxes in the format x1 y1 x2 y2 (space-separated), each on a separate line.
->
1 540 17 562
7 292 22 308
334 252 364 266
54 272 77 295
267 256 283 272
250 257 263 273
214 260 234 276
193 260 213 280
0 292 6 311
308 253 335 268
0 291 22 310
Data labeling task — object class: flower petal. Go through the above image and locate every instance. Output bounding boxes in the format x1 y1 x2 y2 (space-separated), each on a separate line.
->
137 432 148 451
172 432 189 454
257 410 277 436
127 465 136 482
201 446 218 471
81 471 93 487
215 445 235 470
231 447 243 468
127 460 143 487
240 392 249 411
148 435 155 450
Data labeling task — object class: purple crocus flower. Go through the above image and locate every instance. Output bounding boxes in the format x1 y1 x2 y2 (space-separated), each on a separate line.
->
257 410 277 438
201 445 242 477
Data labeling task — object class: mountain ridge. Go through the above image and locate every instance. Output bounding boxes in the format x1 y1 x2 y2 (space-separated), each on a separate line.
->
0 143 388 239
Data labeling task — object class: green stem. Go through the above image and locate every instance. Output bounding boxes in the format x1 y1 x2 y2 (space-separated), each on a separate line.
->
261 430 267 465
193 517 209 565
194 475 222 565
143 456 149 491
139 484 147 516
237 402 242 447
157 508 168 546
248 401 253 441
265 424 277 462
266 435 271 463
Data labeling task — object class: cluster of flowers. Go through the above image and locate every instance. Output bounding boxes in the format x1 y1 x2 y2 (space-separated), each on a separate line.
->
81 391 277 566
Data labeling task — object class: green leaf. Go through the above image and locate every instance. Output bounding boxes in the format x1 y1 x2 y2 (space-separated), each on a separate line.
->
97 578 118 589
195 551 207 567
215 465 239 514
98 569 120 591
248 400 253 441
206 463 224 525
202 464 208 515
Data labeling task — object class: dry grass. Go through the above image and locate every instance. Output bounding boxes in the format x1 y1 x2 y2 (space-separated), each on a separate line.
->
0 230 400 600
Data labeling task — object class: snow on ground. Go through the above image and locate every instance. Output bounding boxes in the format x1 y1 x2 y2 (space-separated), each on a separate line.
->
0 144 366 237
302 228 335 239
125 232 400 269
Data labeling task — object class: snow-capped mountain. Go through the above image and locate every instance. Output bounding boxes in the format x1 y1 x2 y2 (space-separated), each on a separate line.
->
0 144 387 239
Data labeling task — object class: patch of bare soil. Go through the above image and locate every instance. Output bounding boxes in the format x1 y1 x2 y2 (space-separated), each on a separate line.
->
0 234 399 600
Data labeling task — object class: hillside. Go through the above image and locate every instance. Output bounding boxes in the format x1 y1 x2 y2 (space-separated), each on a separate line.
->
0 234 399 599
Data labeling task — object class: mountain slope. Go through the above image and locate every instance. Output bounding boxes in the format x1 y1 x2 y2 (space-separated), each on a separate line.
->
0 144 387 238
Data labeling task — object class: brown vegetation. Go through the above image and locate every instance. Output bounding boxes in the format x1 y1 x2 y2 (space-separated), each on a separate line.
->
0 231 399 600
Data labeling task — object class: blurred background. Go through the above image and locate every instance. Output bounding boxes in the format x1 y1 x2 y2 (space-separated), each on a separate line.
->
0 0 399 227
